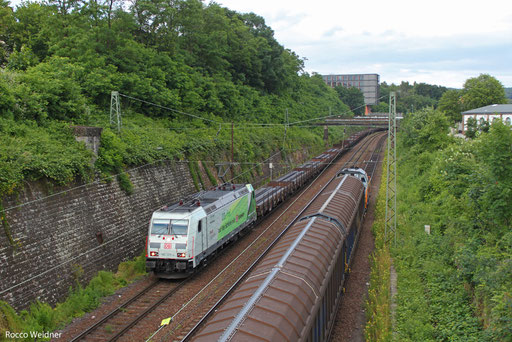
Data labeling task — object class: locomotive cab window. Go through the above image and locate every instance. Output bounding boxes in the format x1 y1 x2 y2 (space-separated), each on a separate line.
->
151 219 170 235
170 220 189 235
151 219 189 235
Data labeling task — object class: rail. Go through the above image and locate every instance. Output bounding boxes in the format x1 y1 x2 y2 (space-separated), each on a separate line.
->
181 132 384 341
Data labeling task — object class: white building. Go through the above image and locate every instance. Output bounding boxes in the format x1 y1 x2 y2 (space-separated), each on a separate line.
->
461 104 512 132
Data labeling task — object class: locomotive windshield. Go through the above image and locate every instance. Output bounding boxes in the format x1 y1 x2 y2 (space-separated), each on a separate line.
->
170 220 188 235
151 219 189 235
151 219 170 234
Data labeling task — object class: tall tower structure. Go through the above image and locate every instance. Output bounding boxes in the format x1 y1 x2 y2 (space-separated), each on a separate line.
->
385 92 397 244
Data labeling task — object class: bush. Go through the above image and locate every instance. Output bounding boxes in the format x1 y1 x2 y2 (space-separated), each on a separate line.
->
389 113 511 340
0 254 147 340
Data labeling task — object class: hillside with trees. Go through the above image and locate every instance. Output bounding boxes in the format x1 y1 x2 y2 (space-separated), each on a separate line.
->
0 0 351 199
372 81 448 113
0 0 355 336
504 87 512 101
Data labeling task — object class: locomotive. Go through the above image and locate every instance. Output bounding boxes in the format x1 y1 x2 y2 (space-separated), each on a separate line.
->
145 184 257 278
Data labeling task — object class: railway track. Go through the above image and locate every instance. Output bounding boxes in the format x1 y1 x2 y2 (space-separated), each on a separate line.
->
69 279 188 341
65 132 385 342
166 134 385 341
180 131 386 342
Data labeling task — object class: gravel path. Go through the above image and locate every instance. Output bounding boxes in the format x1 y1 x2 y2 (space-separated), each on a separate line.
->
330 141 384 342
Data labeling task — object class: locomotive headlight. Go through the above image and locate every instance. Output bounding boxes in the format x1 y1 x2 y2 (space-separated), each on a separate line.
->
150 251 159 257
177 253 186 258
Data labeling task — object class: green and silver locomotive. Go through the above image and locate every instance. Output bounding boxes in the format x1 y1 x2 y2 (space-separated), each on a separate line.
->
145 184 256 278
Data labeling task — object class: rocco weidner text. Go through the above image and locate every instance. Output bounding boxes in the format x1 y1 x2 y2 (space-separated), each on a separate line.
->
5 331 62 339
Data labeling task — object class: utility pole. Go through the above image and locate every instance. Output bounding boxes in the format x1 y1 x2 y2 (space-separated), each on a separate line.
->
324 125 329 148
283 109 289 151
231 122 234 181
110 91 121 133
385 92 397 244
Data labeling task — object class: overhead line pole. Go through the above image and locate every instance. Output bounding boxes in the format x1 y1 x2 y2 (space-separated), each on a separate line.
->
231 122 234 181
110 91 121 133
385 91 397 244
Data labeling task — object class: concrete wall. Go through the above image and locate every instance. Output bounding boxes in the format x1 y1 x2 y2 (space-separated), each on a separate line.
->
0 161 195 311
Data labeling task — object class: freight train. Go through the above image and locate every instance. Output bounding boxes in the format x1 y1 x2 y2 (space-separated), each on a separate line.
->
146 129 379 279
192 167 369 342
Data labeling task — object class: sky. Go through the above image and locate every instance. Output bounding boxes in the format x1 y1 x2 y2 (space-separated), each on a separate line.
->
211 0 512 88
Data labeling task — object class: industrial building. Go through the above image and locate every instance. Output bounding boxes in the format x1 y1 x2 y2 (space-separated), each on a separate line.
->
321 73 380 113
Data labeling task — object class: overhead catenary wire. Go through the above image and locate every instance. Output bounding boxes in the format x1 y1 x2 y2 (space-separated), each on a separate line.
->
118 92 389 130
287 94 389 126
0 119 365 215
153 130 366 342
0 158 175 215
118 93 224 125
0 126 272 214
1 87 383 293
1 149 286 297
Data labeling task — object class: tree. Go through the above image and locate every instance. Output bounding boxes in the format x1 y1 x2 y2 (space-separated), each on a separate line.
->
461 74 507 110
0 0 15 66
379 81 446 114
413 82 447 101
14 56 87 121
400 107 451 153
334 85 365 115
438 89 463 123
465 117 477 138
7 45 39 70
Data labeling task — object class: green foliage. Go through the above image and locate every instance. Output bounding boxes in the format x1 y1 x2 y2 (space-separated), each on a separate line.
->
13 57 88 122
399 107 452 154
0 300 23 340
7 45 39 71
203 162 218 186
379 81 447 114
0 201 18 248
20 301 56 335
0 118 93 195
1 0 346 125
0 0 351 200
0 0 369 338
0 72 15 118
392 112 512 340
365 160 392 342
438 89 463 123
461 74 507 110
188 159 202 191
0 0 15 67
334 85 365 115
466 117 477 138
117 171 134 195
0 254 146 340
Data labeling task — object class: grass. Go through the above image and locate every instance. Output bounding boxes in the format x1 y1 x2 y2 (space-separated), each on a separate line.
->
0 254 146 341
364 155 392 342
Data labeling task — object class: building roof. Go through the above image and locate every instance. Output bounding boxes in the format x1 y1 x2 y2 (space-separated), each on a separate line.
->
462 104 512 115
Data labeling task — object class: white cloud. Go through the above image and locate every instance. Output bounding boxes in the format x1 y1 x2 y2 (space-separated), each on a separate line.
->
213 0 512 87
